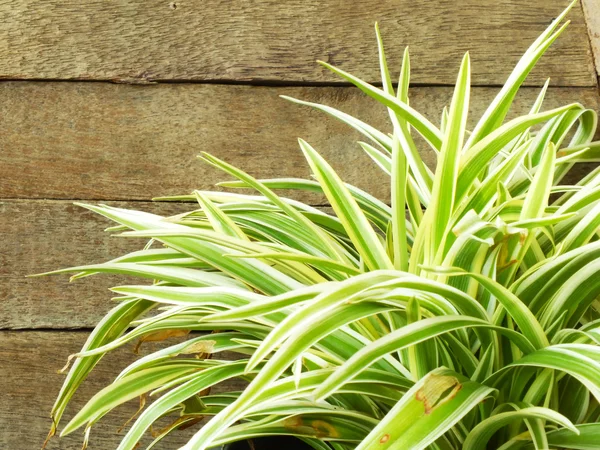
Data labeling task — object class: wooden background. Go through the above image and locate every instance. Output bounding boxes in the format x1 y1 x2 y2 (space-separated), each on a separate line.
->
1 1 600 448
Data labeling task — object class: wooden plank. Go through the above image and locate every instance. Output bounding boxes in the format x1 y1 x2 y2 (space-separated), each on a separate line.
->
1 83 599 203
0 200 191 329
0 1 594 86
582 0 600 76
0 330 244 450
0 202 339 330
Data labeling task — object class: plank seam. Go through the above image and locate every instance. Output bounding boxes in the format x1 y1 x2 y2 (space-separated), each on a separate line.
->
0 327 96 332
0 198 333 207
0 78 595 89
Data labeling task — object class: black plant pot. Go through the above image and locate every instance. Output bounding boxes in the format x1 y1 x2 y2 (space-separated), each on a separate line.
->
212 436 314 450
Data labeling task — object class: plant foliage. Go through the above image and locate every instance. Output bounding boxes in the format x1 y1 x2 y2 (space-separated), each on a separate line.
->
42 2 600 448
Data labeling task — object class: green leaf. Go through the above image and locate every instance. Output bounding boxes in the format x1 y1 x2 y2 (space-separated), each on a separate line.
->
298 139 393 271
410 53 470 269
458 104 583 203
391 134 409 271
463 406 577 450
544 423 600 450
61 361 215 435
50 299 154 433
200 153 346 263
281 95 392 151
218 176 392 232
116 362 249 450
318 60 443 150
35 261 246 289
356 368 494 450
485 344 600 403
313 315 533 402
194 191 249 241
374 33 433 198
428 52 470 253
465 3 573 148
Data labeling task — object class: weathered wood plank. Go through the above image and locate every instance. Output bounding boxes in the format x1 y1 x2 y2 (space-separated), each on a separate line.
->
0 202 336 330
0 200 191 329
0 1 594 85
0 330 244 449
1 83 599 203
582 0 600 76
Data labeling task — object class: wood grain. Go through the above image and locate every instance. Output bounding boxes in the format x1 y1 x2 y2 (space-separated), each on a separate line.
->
1 83 599 204
0 330 245 450
2 3 598 447
0 1 595 86
0 197 326 329
0 200 191 329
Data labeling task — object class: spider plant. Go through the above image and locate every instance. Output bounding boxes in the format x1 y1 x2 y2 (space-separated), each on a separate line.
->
42 1 600 449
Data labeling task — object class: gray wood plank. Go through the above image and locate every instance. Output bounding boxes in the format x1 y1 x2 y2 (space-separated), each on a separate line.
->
1 83 599 203
0 330 244 449
0 200 192 329
0 0 595 85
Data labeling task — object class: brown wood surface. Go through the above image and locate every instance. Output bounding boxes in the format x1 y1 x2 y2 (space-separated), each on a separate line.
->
0 1 595 86
2 83 599 205
1 2 600 446
582 0 600 77
0 330 245 450
1 200 336 329
0 200 190 329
